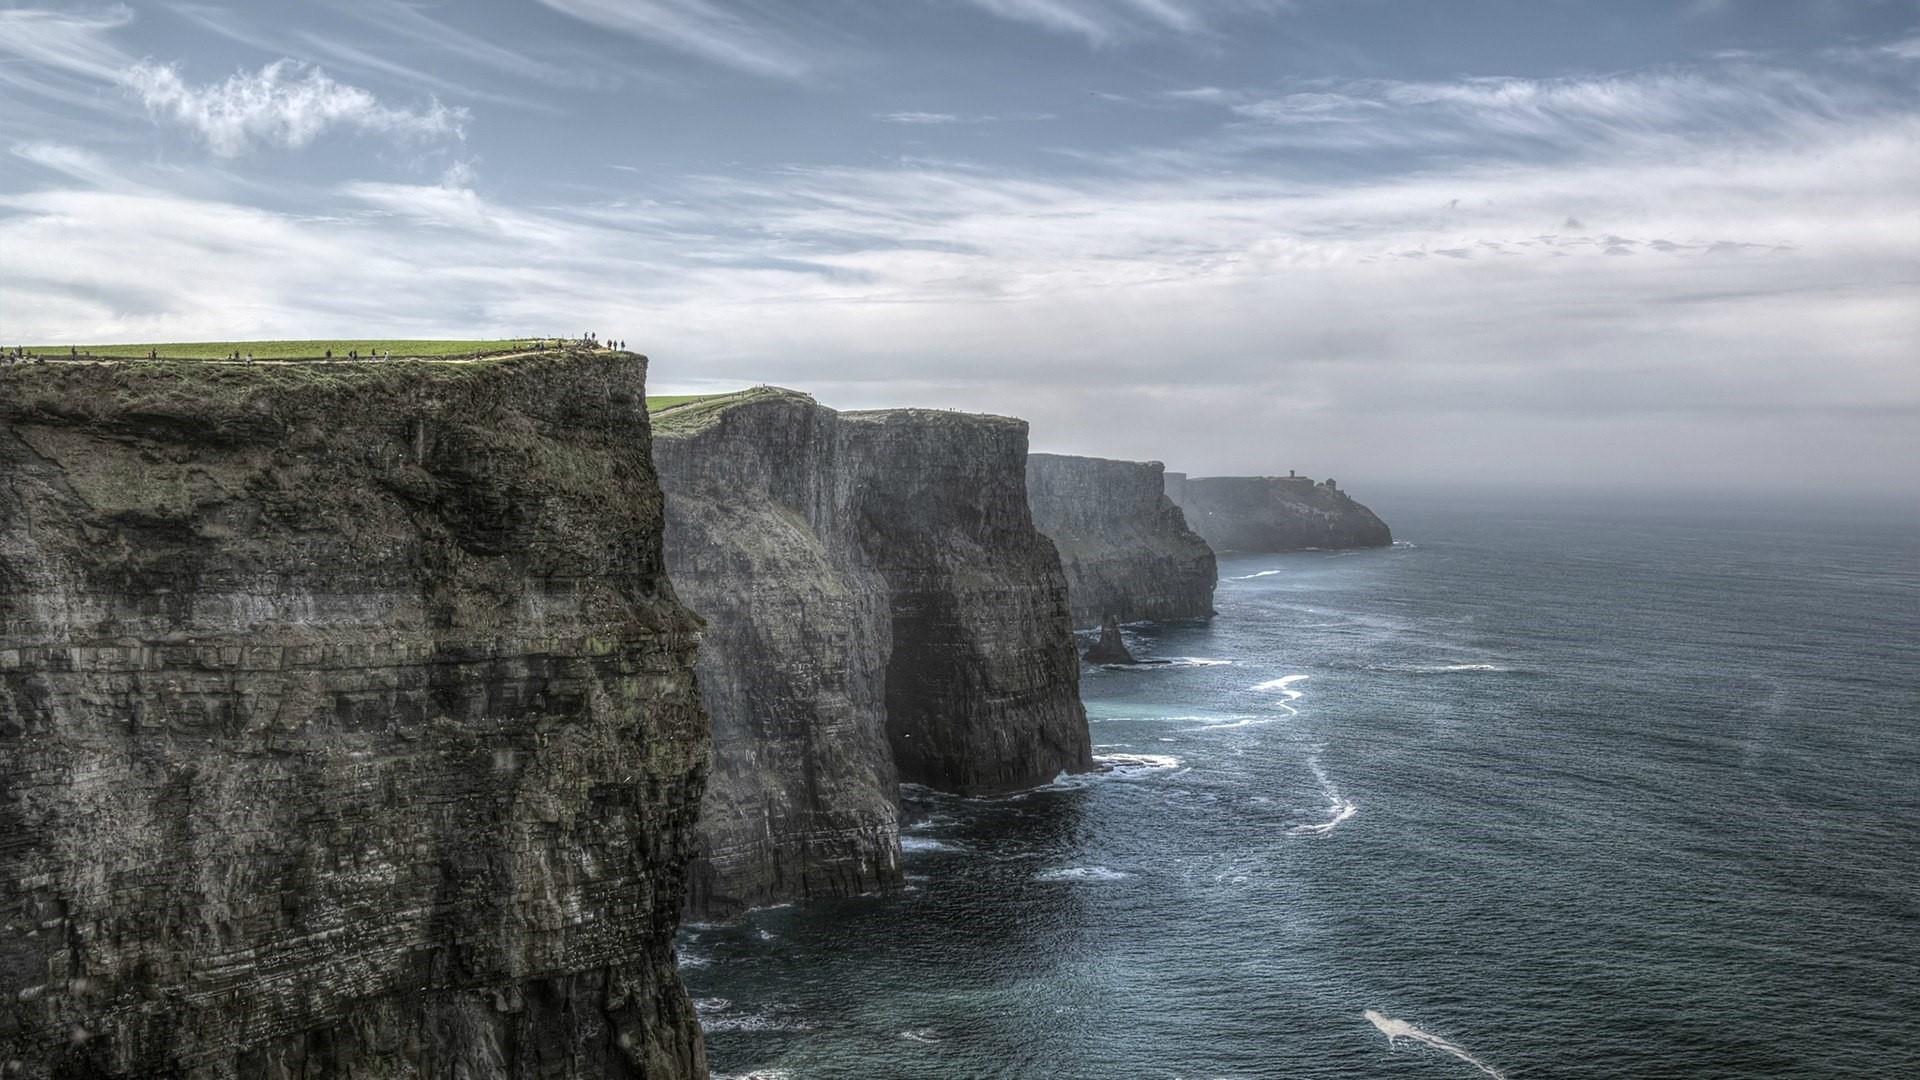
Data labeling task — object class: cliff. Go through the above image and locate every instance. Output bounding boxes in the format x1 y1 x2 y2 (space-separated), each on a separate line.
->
650 390 899 919
1163 473 1391 552
0 352 709 1078
840 409 1091 795
1025 454 1216 627
652 390 1091 916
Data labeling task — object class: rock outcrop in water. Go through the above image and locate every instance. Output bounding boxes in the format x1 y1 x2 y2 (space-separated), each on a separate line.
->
0 352 709 1078
1163 473 1391 552
1025 454 1216 628
1082 617 1138 665
652 389 1091 918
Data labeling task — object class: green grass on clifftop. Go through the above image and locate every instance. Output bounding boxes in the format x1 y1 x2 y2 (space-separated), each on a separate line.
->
16 339 548 360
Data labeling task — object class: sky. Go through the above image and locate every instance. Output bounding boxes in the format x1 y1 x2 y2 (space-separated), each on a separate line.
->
1 1 1917 498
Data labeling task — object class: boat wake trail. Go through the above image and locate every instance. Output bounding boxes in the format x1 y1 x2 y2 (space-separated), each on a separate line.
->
1288 757 1355 836
1364 1010 1505 1079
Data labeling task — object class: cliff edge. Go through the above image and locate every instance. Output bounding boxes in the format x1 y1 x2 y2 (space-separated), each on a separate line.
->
1026 454 1216 628
1163 473 1391 552
1 352 709 1077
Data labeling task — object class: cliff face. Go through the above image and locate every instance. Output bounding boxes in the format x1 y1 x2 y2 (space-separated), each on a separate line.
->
653 390 1091 916
0 353 709 1078
1025 454 1216 628
650 391 900 919
1163 474 1391 552
841 410 1091 795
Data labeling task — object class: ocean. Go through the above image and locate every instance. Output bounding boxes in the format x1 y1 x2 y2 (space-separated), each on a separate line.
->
680 492 1920 1079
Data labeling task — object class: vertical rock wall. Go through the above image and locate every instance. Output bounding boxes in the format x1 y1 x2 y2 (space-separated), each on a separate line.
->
841 410 1092 795
651 391 901 919
0 353 709 1078
1025 454 1217 628
653 390 1093 917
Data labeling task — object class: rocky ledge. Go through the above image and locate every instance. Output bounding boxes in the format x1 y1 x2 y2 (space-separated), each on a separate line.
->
1 352 709 1078
652 389 1092 919
1163 473 1391 552
1026 454 1216 628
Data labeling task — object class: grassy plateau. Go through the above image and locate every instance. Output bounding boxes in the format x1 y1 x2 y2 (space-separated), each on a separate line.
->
13 339 553 360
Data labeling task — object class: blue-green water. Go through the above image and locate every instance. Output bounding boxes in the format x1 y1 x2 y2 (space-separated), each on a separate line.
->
681 495 1920 1078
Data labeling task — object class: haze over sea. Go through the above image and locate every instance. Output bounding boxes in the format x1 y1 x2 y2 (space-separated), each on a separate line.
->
681 492 1920 1079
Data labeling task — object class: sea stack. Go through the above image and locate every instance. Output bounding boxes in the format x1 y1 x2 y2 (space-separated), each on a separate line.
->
0 351 709 1076
1083 616 1138 665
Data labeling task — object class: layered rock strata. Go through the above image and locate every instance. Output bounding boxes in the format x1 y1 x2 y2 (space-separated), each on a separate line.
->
1 352 709 1078
1025 454 1216 627
651 389 1091 917
650 391 899 918
1163 473 1391 552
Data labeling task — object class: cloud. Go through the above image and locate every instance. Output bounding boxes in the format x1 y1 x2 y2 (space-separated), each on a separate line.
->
1205 64 1876 158
951 0 1287 44
1 47 1915 496
878 111 997 125
0 4 133 80
531 0 813 79
124 60 468 156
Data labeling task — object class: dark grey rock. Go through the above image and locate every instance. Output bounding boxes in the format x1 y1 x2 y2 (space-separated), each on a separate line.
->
653 389 1092 918
1026 453 1216 628
1163 473 1391 552
652 390 901 919
1083 616 1138 665
0 352 709 1078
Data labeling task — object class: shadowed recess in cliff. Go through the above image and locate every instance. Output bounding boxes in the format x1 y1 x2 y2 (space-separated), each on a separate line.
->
1026 453 1216 628
652 388 1093 917
1164 473 1391 553
0 351 710 1078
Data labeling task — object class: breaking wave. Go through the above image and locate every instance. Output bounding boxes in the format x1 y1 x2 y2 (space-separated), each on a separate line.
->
900 836 964 853
1364 1010 1505 1079
1232 569 1285 579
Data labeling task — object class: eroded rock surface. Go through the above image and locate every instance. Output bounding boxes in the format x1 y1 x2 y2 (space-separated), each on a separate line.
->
843 409 1092 796
653 390 1092 917
651 391 900 919
1163 473 1391 552
1 352 708 1078
1026 454 1216 628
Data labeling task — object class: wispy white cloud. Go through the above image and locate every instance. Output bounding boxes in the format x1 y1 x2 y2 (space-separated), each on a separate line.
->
878 111 998 125
951 0 1287 44
125 59 467 156
531 0 813 79
0 4 133 80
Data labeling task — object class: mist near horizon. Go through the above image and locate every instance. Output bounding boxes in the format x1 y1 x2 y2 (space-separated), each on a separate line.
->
3 1 1917 494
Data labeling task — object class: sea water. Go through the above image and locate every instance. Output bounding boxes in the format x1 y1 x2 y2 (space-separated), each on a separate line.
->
682 492 1920 1078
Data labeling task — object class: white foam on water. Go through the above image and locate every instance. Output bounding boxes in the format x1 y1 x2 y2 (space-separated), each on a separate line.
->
1232 569 1285 579
900 1029 943 1044
1251 674 1310 698
1166 656 1234 667
697 998 816 1034
1288 757 1356 837
900 836 963 854
714 1071 794 1080
1408 663 1509 674
1364 1010 1506 1079
1094 752 1183 779
1034 865 1132 883
1187 715 1278 732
